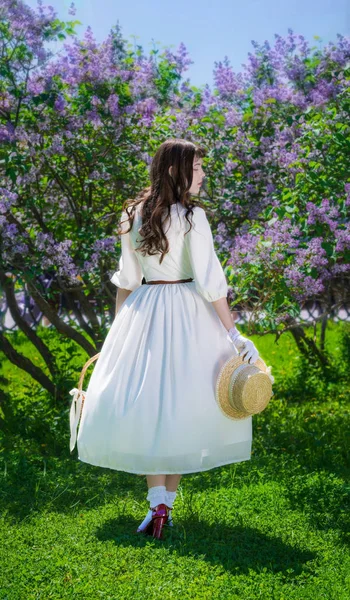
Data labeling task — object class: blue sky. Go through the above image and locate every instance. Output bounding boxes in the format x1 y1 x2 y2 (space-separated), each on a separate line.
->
26 0 350 88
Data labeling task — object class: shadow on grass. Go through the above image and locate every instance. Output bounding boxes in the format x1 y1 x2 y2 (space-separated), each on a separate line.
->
1 405 348 529
96 517 316 578
1 374 348 558
286 476 350 547
0 455 147 521
180 401 349 544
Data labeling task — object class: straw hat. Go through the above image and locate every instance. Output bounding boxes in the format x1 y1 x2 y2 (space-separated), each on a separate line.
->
215 352 274 420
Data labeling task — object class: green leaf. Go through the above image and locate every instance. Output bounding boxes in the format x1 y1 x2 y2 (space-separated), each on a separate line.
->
321 241 334 258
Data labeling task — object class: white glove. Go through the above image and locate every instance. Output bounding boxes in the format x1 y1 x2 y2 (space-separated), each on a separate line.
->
228 327 259 364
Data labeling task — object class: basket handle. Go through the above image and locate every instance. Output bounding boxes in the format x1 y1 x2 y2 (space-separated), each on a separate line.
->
78 352 101 392
69 352 101 452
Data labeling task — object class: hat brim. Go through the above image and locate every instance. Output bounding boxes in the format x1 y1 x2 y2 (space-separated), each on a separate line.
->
215 354 269 420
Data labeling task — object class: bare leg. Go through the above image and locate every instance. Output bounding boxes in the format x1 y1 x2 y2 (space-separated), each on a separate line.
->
146 474 166 489
165 474 182 491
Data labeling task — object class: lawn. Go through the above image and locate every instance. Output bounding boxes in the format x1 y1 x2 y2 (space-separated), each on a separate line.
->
0 321 349 599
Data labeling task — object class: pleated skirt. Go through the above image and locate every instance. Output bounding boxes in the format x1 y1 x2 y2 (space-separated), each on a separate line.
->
77 281 252 474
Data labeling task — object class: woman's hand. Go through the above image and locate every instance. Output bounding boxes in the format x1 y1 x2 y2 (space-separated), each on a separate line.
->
228 327 259 364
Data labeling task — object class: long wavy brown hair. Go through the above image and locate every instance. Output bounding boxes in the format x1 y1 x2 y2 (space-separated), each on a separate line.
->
117 138 207 264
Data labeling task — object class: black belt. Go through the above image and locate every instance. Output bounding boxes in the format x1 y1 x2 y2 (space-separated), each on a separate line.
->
144 278 193 285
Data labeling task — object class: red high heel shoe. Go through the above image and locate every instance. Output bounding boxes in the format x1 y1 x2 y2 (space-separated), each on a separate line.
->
152 504 169 540
140 504 169 540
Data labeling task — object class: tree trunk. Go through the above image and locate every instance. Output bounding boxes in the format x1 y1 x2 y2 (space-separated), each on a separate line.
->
289 324 330 368
320 314 328 352
0 331 56 396
0 270 58 378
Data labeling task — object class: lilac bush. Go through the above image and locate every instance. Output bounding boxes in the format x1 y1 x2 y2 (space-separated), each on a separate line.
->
0 0 349 391
158 31 350 336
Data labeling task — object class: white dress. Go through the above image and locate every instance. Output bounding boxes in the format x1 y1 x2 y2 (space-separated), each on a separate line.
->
77 203 252 474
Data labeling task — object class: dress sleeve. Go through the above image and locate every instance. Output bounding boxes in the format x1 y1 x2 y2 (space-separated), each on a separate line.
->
184 207 228 302
110 211 143 291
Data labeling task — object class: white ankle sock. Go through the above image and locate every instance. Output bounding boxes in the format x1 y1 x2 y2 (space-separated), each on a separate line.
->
165 490 177 509
137 485 167 532
146 485 167 509
165 490 177 525
137 509 153 532
138 487 177 531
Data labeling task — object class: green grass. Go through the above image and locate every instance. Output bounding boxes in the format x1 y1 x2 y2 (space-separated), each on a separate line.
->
0 321 349 599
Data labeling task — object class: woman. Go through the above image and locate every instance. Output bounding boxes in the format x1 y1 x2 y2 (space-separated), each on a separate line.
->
76 138 259 540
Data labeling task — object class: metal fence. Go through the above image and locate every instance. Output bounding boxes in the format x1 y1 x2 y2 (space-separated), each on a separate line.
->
234 300 350 325
1 288 349 331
